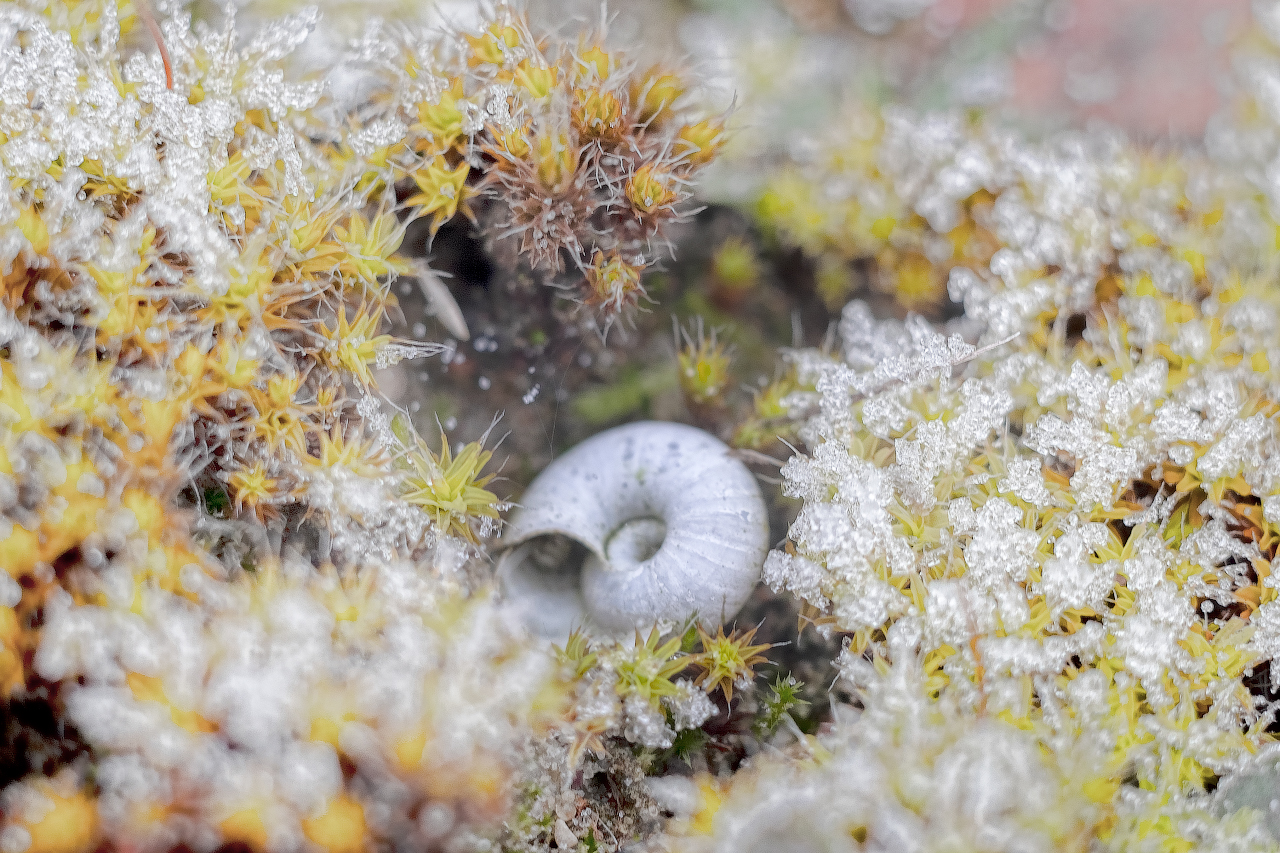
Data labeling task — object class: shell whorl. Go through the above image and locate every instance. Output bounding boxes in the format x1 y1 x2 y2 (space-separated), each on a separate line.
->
497 421 769 638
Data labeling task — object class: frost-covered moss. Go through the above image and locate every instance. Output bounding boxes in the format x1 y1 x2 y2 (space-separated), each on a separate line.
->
0 2 720 849
6 0 1280 852
751 34 1280 853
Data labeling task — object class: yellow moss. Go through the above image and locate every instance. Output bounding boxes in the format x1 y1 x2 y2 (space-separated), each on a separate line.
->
1 525 40 580
393 726 430 770
220 806 269 851
0 606 24 696
407 157 472 235
677 320 733 407
21 786 99 853
687 775 724 836
513 58 558 100
627 163 676 214
677 119 723 166
15 205 49 255
631 71 684 124
302 795 368 853
395 421 499 544
126 671 218 734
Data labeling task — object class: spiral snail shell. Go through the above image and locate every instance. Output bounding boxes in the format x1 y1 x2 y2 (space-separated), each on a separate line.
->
496 421 769 638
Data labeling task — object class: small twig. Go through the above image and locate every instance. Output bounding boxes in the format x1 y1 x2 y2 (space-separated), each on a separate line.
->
137 0 174 90
726 448 788 469
969 331 1021 359
412 260 470 341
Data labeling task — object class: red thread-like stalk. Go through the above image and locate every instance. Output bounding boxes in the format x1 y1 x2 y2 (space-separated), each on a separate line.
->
137 0 174 90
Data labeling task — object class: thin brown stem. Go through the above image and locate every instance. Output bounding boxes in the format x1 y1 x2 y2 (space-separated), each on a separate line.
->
136 0 174 90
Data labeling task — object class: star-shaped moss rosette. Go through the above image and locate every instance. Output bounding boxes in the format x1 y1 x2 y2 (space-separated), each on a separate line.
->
691 624 772 705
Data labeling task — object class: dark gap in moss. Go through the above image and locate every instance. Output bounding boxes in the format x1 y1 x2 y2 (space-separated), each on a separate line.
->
1110 519 1133 547
1064 312 1087 342
420 207 494 290
1243 660 1280 735
0 682 92 789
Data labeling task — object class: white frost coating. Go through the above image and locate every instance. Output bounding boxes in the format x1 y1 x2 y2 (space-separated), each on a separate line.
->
0 573 19 608
1265 494 1280 526
0 825 31 853
497 421 769 637
664 679 718 731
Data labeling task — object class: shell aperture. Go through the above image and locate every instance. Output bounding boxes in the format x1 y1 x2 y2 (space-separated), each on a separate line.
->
497 421 769 637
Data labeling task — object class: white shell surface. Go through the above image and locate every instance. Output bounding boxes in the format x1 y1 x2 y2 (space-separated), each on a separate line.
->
497 421 770 637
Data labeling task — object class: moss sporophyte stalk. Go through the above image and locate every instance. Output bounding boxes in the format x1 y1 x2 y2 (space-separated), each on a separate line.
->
3 1 1280 852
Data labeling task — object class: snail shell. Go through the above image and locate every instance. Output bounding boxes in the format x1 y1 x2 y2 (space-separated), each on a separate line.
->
497 421 769 638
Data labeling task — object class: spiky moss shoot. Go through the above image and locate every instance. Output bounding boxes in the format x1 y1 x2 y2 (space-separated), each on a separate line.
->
464 21 521 67
392 416 500 545
732 370 804 450
677 119 725 167
573 88 625 141
533 131 582 193
245 374 313 455
754 674 809 737
225 461 286 524
708 236 761 310
613 627 692 708
411 75 466 152
555 628 599 680
407 156 473 237
514 58 559 101
631 70 686 126
576 43 613 81
627 163 678 216
584 250 647 320
331 210 413 285
309 423 390 480
691 625 771 704
318 302 389 384
676 318 733 409
484 129 595 271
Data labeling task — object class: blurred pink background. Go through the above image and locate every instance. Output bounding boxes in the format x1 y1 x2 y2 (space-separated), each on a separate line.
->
925 0 1253 137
